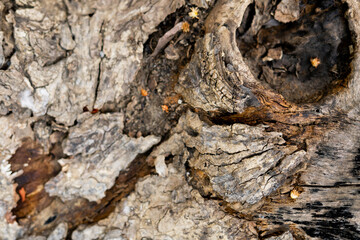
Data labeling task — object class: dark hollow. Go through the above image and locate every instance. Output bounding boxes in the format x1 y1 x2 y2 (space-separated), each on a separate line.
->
237 0 354 103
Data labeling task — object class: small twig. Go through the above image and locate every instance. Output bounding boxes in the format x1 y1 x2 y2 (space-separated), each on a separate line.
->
150 22 184 57
174 32 186 46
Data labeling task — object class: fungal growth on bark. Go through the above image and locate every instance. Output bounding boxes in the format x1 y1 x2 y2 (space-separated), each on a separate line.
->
237 0 354 103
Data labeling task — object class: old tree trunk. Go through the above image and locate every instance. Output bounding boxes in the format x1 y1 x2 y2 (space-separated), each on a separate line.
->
0 0 359 239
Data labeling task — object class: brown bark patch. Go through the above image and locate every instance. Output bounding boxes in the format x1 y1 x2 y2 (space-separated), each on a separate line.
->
9 138 61 221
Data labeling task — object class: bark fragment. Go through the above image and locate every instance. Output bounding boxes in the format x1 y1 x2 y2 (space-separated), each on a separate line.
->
274 0 300 23
179 111 306 205
45 113 161 202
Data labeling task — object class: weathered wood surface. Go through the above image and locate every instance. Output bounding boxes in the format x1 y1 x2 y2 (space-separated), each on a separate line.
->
0 0 359 239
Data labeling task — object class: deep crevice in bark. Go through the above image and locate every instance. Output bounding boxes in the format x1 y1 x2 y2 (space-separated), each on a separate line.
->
92 21 105 109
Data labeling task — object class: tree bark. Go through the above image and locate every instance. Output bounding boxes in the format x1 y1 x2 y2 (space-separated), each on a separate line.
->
0 0 359 239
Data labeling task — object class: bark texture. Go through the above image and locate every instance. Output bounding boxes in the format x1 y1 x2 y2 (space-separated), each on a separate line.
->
0 0 359 239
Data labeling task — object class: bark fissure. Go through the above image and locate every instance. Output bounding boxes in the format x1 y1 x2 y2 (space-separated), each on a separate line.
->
93 21 105 109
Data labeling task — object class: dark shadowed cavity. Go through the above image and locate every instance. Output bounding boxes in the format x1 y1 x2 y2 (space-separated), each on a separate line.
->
237 0 354 103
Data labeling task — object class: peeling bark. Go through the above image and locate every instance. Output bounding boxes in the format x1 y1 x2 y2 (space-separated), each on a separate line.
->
0 0 360 239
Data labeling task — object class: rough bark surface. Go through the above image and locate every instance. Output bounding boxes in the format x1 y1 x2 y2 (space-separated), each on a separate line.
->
45 112 160 202
0 0 359 239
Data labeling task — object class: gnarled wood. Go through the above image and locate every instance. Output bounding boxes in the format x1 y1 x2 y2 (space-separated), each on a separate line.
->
0 0 359 239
